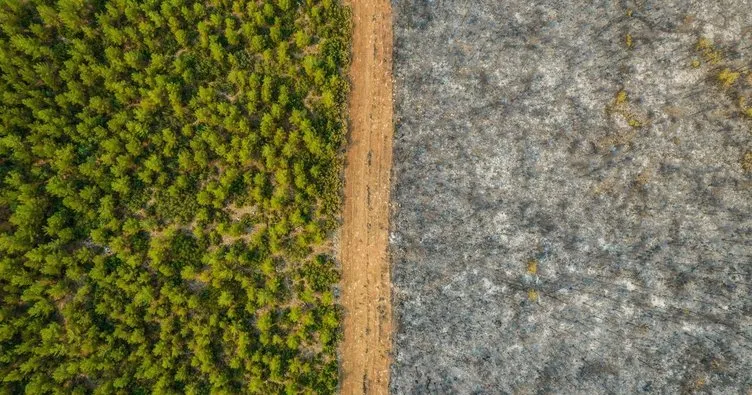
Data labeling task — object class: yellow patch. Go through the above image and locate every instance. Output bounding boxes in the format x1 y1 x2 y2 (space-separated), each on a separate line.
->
195 270 211 283
718 68 740 88
742 151 752 173
527 259 538 275
615 89 628 105
696 38 723 64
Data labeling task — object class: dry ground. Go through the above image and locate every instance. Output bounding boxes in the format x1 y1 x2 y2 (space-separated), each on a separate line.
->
339 0 394 394
390 0 752 393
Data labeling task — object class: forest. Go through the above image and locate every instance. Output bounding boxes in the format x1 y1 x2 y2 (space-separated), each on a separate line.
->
0 0 350 393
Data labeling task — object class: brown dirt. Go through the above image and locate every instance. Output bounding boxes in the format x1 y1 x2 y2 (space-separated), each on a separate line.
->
339 0 394 394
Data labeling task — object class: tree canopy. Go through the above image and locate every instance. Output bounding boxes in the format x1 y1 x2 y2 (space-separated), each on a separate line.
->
0 0 350 393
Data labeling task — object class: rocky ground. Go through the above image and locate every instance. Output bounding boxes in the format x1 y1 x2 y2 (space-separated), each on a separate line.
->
390 0 752 393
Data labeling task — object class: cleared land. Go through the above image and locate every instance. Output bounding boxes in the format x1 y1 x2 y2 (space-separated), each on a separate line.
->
391 0 752 393
339 0 394 394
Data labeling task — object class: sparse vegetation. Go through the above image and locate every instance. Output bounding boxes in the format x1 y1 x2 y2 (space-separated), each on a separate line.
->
718 68 740 88
742 151 752 173
0 0 350 393
628 118 642 128
606 89 646 129
527 289 538 302
693 37 752 169
615 89 629 105
391 3 752 393
696 37 723 64
693 38 750 113
526 259 538 275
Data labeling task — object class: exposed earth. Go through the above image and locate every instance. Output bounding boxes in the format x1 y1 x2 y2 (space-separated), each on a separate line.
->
389 0 752 393
339 0 394 394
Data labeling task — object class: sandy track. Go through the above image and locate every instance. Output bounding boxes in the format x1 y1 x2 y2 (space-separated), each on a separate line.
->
339 0 393 394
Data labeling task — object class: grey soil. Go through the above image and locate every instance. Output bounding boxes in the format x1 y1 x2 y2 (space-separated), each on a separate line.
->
390 1 752 393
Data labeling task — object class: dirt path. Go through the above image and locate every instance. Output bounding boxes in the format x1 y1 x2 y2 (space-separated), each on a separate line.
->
339 0 393 394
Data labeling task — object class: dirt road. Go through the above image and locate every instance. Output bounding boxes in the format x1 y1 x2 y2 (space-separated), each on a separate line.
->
339 0 393 394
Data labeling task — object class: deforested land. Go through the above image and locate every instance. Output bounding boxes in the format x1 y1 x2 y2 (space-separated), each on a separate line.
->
390 1 752 393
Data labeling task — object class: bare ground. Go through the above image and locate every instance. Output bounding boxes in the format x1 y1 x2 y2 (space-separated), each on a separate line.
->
339 0 394 394
390 1 752 393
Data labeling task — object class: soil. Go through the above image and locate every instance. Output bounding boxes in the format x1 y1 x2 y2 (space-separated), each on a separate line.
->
389 0 752 393
338 0 394 394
